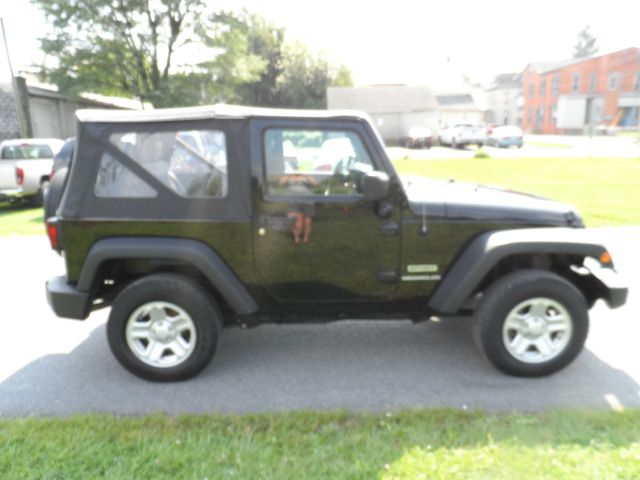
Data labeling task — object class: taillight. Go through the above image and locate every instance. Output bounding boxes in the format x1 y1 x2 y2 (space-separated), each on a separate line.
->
15 167 24 185
46 217 59 250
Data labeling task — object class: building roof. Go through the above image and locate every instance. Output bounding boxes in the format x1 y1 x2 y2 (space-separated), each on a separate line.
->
328 85 439 114
525 47 640 74
489 73 521 89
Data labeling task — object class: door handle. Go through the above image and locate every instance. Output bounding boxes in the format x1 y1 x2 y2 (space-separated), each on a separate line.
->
379 222 399 236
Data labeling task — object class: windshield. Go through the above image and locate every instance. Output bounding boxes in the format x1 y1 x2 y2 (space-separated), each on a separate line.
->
1 144 54 160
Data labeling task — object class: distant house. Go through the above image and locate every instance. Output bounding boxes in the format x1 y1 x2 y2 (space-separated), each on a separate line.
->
0 76 142 141
327 84 487 144
522 47 640 134
485 73 523 127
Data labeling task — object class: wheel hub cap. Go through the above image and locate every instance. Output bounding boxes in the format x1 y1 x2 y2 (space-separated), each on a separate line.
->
125 301 197 368
502 297 573 364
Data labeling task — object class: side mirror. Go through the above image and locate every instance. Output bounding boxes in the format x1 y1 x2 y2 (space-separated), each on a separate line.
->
362 171 390 202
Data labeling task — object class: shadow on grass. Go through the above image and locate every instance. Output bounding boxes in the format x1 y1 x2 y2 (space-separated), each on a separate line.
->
0 200 34 212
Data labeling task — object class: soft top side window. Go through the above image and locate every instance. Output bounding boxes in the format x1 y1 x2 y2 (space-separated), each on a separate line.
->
263 128 375 197
94 128 228 198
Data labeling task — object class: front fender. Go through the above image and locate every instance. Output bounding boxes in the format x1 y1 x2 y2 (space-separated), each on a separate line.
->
427 228 619 313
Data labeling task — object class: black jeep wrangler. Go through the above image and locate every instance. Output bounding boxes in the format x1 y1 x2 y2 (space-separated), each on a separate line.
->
45 105 627 381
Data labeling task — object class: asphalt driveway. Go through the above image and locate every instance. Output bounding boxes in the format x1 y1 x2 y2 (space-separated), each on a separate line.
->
0 229 638 416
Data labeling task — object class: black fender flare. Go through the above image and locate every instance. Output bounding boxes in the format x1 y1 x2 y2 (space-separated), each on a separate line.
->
427 228 610 313
77 237 258 315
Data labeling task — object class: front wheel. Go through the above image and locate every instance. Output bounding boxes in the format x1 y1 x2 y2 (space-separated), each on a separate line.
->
472 270 589 377
107 274 222 381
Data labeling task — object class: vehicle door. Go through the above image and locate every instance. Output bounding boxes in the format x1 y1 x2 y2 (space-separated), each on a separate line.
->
0 145 18 189
251 120 402 302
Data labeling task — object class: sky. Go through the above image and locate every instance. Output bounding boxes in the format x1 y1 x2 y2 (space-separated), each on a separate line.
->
1 0 639 88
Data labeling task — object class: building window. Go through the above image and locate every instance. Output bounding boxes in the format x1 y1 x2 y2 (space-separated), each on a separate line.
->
634 72 640 91
527 107 532 124
551 104 557 125
528 84 534 98
608 73 620 91
551 75 559 96
537 106 545 123
572 73 581 93
540 78 546 97
589 72 597 92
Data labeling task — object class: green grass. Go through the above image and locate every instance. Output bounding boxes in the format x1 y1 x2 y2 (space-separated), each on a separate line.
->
394 156 640 226
0 410 638 479
0 202 44 236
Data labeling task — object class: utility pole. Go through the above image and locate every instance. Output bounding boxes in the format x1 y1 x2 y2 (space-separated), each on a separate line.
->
1 17 28 138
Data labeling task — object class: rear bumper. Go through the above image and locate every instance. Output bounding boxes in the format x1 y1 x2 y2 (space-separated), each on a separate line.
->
46 275 91 320
0 188 27 201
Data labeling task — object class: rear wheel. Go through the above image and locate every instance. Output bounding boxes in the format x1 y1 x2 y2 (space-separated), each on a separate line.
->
107 274 222 381
472 270 589 377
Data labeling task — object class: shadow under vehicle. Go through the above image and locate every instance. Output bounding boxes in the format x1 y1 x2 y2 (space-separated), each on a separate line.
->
45 105 627 381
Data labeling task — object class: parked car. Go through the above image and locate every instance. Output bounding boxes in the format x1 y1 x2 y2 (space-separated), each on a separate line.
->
0 138 64 206
44 138 75 221
403 127 432 149
487 126 524 148
438 123 486 148
45 105 626 381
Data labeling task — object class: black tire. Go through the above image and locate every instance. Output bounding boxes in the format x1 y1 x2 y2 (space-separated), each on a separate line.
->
44 168 68 221
451 138 458 149
472 270 589 377
107 274 222 381
30 179 49 207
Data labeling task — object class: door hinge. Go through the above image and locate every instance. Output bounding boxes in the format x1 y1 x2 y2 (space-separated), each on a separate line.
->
379 222 399 236
376 269 399 283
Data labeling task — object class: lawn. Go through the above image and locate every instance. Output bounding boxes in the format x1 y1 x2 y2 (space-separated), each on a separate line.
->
0 410 638 479
394 156 640 227
1 156 638 236
0 202 44 236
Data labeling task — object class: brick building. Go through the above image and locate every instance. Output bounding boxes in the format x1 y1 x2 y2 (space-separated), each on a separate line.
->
522 48 640 134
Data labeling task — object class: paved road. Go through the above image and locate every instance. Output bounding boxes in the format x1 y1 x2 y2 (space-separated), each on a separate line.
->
0 230 638 416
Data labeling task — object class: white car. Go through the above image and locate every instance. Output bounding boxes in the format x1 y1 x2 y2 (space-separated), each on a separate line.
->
487 126 524 148
0 138 64 206
438 123 487 149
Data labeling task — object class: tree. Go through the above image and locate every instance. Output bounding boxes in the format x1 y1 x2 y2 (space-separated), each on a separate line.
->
33 0 205 107
198 11 282 105
201 12 353 108
573 26 599 58
275 42 353 109
34 3 354 109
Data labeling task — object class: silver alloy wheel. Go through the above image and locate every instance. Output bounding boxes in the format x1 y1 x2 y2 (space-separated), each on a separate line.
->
125 301 197 368
502 297 573 364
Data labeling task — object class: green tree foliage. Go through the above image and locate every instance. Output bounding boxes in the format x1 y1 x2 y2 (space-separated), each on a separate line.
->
33 0 205 107
202 11 353 108
33 2 353 108
573 25 599 58
197 11 278 105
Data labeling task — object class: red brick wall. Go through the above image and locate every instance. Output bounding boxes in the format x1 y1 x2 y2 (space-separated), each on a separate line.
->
522 48 640 134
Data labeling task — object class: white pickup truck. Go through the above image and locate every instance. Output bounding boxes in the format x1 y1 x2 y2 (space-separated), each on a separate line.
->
438 123 487 149
0 138 63 206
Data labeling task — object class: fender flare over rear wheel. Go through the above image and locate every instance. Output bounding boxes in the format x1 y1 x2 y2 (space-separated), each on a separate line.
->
107 273 222 381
